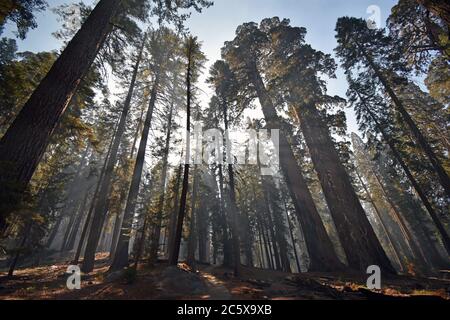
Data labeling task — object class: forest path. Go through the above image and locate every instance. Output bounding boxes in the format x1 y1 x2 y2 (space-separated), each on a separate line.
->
198 267 232 300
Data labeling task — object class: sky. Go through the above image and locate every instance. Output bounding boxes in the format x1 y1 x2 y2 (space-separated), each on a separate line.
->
3 0 398 135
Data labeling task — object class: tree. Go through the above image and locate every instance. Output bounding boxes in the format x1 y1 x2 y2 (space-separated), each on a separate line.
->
221 22 343 272
352 133 450 272
0 48 56 136
261 17 394 272
335 17 450 200
0 0 47 39
0 0 212 236
388 0 449 73
147 31 182 265
186 163 200 268
0 0 121 236
207 61 243 275
347 75 450 255
416 0 450 30
169 36 206 266
82 33 148 273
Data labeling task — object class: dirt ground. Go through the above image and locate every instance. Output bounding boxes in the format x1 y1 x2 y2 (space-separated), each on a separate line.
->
0 253 449 300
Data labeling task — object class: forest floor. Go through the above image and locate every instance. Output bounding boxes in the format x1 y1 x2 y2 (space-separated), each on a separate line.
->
0 253 449 300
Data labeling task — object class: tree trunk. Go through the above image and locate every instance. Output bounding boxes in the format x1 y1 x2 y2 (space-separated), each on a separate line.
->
167 161 183 257
259 222 272 269
360 45 450 199
373 171 430 272
197 202 208 264
252 181 273 270
110 105 146 261
8 222 32 277
0 0 121 233
247 67 343 271
60 145 90 252
60 212 77 252
46 214 63 248
241 208 254 267
260 171 291 272
169 43 194 266
293 101 394 272
355 169 404 272
66 189 91 251
273 210 292 272
187 165 199 268
357 94 450 255
260 178 282 271
81 35 147 273
133 213 149 270
217 164 233 267
148 100 174 264
221 101 242 276
110 75 158 271
281 192 301 273
72 122 117 265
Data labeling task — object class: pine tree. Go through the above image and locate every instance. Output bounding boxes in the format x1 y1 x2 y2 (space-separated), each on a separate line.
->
221 22 343 271
335 17 450 199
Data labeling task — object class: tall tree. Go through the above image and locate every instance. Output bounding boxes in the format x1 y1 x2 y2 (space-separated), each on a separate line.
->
260 17 394 272
169 36 206 266
388 0 449 73
207 61 243 275
221 22 343 271
82 34 147 273
347 76 450 255
0 0 212 235
416 0 450 30
111 28 181 270
109 56 158 271
335 17 450 199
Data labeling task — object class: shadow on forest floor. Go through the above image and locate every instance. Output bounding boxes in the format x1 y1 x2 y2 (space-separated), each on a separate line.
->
0 253 449 300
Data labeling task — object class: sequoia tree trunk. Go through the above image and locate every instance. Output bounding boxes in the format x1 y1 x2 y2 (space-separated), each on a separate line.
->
293 101 394 273
247 66 343 271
